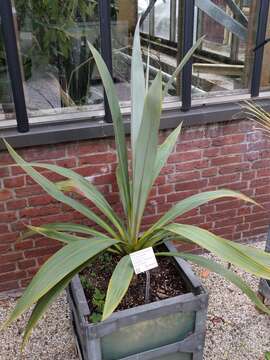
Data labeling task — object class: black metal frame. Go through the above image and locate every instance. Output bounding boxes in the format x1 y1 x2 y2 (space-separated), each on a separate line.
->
181 0 195 112
0 0 29 133
99 0 113 123
0 0 269 133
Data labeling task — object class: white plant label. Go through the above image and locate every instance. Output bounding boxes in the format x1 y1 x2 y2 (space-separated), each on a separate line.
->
130 247 158 275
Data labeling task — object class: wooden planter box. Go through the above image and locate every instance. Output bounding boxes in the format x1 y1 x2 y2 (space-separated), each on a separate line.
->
67 243 209 360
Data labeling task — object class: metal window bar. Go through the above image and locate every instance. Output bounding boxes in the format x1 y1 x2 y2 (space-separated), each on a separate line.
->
170 0 177 42
251 0 270 98
181 0 195 112
0 0 29 133
99 0 113 123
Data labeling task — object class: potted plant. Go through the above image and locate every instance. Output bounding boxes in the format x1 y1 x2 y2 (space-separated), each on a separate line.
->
2 24 270 360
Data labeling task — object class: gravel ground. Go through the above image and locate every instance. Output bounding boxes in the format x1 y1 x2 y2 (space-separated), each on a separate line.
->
0 241 269 360
0 295 78 360
192 241 270 360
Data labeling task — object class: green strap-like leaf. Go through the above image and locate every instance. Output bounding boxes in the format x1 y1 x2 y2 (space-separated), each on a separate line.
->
142 189 257 239
131 20 146 157
229 241 270 267
88 42 131 218
21 223 105 240
131 72 163 240
102 255 134 321
29 162 126 238
157 251 270 316
3 140 118 238
163 36 204 97
165 223 270 280
2 238 117 328
22 260 88 347
26 225 106 244
153 122 182 182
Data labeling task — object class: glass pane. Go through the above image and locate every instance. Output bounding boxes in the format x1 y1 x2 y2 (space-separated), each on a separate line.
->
101 311 195 360
154 0 170 40
0 30 15 120
193 0 259 99
13 0 103 117
139 0 150 34
112 0 181 103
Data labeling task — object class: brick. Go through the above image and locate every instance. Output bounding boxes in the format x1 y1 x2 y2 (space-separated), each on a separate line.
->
6 199 27 210
11 165 25 176
4 176 25 188
24 246 60 259
56 158 77 168
0 152 13 165
159 165 175 176
175 160 208 172
252 159 270 169
19 206 61 218
176 139 210 152
0 281 19 292
0 167 10 177
203 148 220 158
0 244 12 254
77 141 108 155
0 224 9 233
158 184 174 195
35 238 59 248
75 165 110 177
0 189 13 201
167 190 197 203
79 153 116 165
20 278 32 288
175 180 207 192
14 240 34 251
22 147 65 161
93 174 116 186
18 259 36 270
219 163 250 175
168 171 200 183
0 271 27 283
220 144 247 155
28 195 55 206
257 168 270 178
181 129 204 141
202 168 217 177
0 252 23 264
211 155 242 166
168 150 202 163
0 212 17 223
15 185 42 198
242 171 256 181
0 263 16 274
212 134 245 146
208 174 240 186
206 209 236 222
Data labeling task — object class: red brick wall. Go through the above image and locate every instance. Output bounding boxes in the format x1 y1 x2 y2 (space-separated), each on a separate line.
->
0 119 270 292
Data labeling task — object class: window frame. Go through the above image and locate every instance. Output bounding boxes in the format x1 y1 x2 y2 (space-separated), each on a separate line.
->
0 0 269 136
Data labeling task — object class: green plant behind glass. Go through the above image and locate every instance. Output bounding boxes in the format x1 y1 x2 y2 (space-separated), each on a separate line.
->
14 0 118 105
2 23 270 348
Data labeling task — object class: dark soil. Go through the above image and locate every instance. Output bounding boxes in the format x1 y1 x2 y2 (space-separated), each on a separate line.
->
80 252 188 321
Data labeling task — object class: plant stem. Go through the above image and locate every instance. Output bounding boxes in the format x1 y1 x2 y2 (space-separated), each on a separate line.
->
145 271 151 304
